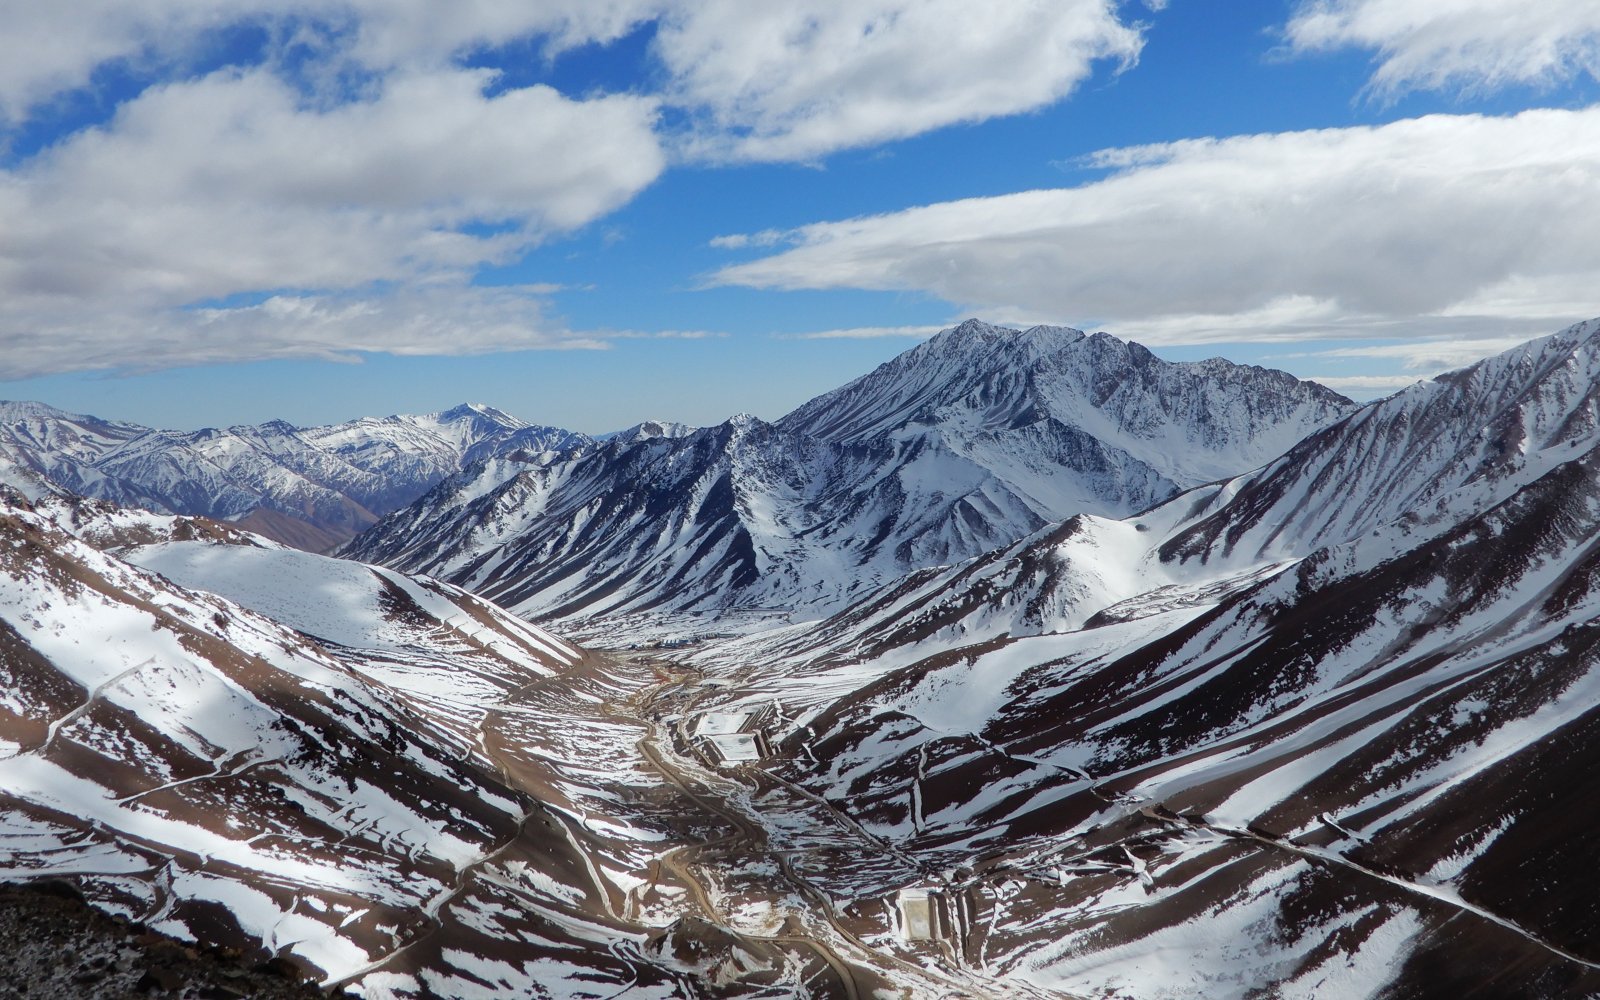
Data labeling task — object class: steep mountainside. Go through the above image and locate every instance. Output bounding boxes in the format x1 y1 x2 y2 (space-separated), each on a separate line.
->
0 492 719 997
1 492 1018 999
678 317 1600 998
0 402 588 550
346 321 1351 637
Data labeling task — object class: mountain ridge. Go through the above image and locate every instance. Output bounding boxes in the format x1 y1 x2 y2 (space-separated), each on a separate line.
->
0 401 591 551
344 319 1354 640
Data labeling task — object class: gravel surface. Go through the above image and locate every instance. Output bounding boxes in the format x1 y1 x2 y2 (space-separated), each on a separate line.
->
0 881 328 1000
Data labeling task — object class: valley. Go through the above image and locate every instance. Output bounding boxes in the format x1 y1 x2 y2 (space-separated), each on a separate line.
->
8 318 1600 996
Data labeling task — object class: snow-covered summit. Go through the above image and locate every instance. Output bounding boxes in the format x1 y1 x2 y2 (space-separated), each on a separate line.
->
781 319 1352 485
349 320 1354 637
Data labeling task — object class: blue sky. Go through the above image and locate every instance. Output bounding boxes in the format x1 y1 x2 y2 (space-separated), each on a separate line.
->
3 1 1600 432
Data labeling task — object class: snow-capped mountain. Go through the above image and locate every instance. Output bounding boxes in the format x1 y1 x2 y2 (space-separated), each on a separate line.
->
346 321 1351 636
0 401 588 551
680 317 1600 998
15 318 1600 998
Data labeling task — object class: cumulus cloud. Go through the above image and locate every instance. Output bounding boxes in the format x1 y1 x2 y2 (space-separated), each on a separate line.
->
1285 0 1600 94
8 68 661 298
712 107 1600 345
0 66 663 375
0 0 241 125
0 1 668 124
657 0 1145 162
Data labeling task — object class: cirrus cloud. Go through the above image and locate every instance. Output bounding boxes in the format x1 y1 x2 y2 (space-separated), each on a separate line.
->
1285 0 1600 95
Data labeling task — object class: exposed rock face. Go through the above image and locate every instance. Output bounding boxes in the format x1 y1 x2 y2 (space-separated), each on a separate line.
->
0 880 326 999
345 321 1351 636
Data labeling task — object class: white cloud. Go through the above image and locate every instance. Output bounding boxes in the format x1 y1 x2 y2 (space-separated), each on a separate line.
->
1285 336 1537 371
602 328 728 340
655 0 1145 162
1285 0 1600 94
0 0 241 125
2 2 1146 162
0 1 669 124
708 229 788 250
1302 373 1426 398
0 284 608 380
1292 332 1541 399
0 67 663 375
338 0 663 70
778 324 946 340
9 69 661 296
712 106 1600 345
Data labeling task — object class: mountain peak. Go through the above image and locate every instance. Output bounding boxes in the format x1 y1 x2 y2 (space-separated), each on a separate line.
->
781 318 1349 453
925 319 1087 359
0 400 90 423
724 412 767 434
604 419 698 444
436 402 527 428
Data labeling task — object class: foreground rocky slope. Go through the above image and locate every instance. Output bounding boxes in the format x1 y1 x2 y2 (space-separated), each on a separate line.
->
346 321 1350 638
0 879 327 999
0 493 1048 999
0 494 682 996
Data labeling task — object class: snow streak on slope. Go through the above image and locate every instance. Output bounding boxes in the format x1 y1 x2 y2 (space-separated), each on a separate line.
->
0 402 589 551
347 321 1351 639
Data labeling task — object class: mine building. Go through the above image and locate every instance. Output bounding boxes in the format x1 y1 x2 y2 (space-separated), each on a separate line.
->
692 705 774 764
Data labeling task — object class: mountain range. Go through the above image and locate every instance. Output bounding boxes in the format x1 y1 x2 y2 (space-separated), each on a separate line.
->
681 316 1600 997
0 401 589 551
7 318 1600 997
343 320 1352 639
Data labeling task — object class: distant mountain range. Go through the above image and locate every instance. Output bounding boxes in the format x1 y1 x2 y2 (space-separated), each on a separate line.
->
0 401 589 550
344 320 1352 636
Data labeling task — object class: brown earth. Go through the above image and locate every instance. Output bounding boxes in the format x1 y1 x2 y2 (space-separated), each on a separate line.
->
0 880 328 999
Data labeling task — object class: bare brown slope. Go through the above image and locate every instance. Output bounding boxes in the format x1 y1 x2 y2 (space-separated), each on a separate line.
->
231 505 353 552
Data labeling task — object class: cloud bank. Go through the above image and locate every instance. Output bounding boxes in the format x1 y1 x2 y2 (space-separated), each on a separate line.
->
713 106 1600 345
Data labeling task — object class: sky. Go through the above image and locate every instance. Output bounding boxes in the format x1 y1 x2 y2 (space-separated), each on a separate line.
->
3 0 1600 433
